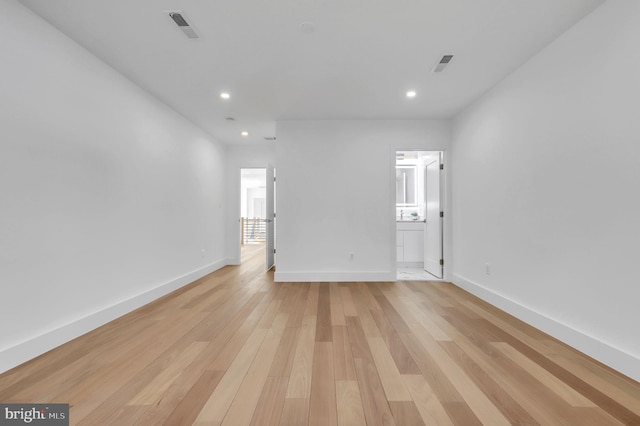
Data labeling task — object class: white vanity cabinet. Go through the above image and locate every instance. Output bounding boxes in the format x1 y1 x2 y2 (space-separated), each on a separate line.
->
396 221 424 266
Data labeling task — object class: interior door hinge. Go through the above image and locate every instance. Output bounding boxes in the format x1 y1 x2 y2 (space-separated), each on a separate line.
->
440 211 444 218
273 249 276 254
439 259 444 266
440 164 444 170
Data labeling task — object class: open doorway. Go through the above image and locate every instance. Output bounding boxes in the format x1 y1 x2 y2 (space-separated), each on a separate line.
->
240 168 267 264
395 150 444 280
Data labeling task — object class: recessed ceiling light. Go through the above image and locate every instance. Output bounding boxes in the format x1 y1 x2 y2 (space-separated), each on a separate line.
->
406 91 417 98
220 92 230 100
241 131 249 136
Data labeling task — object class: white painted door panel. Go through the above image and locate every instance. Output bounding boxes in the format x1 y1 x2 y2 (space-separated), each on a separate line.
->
266 164 275 271
424 157 443 278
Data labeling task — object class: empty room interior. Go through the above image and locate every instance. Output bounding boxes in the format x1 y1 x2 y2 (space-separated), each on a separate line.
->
1 0 640 424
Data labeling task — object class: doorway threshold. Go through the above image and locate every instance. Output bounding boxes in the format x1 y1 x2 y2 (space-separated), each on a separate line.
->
397 267 443 281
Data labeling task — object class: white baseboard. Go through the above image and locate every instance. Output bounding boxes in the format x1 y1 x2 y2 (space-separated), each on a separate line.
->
0 259 227 374
274 270 395 282
452 274 640 383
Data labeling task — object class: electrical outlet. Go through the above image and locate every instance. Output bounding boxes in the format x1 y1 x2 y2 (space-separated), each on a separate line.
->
349 252 354 261
201 248 206 258
485 263 491 275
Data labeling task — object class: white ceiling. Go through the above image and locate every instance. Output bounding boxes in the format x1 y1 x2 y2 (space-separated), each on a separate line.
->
19 0 604 145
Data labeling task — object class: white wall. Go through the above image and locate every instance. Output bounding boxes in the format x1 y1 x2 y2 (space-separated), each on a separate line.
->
452 0 640 381
225 145 276 264
275 120 450 282
0 0 227 373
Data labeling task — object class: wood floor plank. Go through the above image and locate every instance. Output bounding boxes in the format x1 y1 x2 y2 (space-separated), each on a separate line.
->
335 380 366 426
452 333 578 424
330 302 346 326
59 309 212 423
353 357 396 426
268 327 300 378
332 326 357 381
406 317 512 426
304 283 320 317
367 337 412 401
372 292 412 335
339 287 358 317
395 294 452 341
194 328 268 424
250 376 289 426
481 317 640 425
329 282 342 305
285 282 309 328
279 398 309 426
308 342 337 425
345 316 373 360
546 349 640 416
222 328 284 425
389 400 426 426
128 341 207 405
370 309 421 374
315 284 333 342
2 245 639 425
442 401 483 426
492 341 596 407
163 370 225 426
285 315 317 398
439 341 539 425
402 374 454 426
397 325 466 404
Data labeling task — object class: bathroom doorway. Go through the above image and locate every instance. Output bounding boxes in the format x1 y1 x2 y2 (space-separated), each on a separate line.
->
395 150 443 280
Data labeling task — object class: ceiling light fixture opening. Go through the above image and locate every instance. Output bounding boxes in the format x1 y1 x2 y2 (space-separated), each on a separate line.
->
241 131 249 136
406 90 417 98
220 92 230 100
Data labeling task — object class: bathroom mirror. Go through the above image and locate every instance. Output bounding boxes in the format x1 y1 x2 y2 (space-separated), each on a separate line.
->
396 166 417 206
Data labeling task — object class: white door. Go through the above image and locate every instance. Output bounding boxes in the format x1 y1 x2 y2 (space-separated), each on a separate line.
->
424 155 443 278
266 164 275 271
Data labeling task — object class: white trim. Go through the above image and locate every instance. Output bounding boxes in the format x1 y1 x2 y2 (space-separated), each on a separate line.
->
274 271 394 282
0 259 227 374
225 257 241 266
453 274 640 382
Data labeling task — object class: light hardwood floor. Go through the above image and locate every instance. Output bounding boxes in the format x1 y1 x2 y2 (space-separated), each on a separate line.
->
1 244 639 425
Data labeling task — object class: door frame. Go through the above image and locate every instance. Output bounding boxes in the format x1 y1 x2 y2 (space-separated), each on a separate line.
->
238 167 268 264
391 149 448 280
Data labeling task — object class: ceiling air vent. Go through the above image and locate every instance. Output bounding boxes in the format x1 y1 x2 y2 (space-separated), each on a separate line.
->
432 54 454 73
169 12 199 39
264 137 276 141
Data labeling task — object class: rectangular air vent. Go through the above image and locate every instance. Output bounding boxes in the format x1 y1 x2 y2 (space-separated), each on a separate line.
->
168 12 199 39
432 54 454 73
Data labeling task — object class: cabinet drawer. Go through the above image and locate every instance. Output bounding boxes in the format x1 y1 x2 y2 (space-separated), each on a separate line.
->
397 221 424 231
